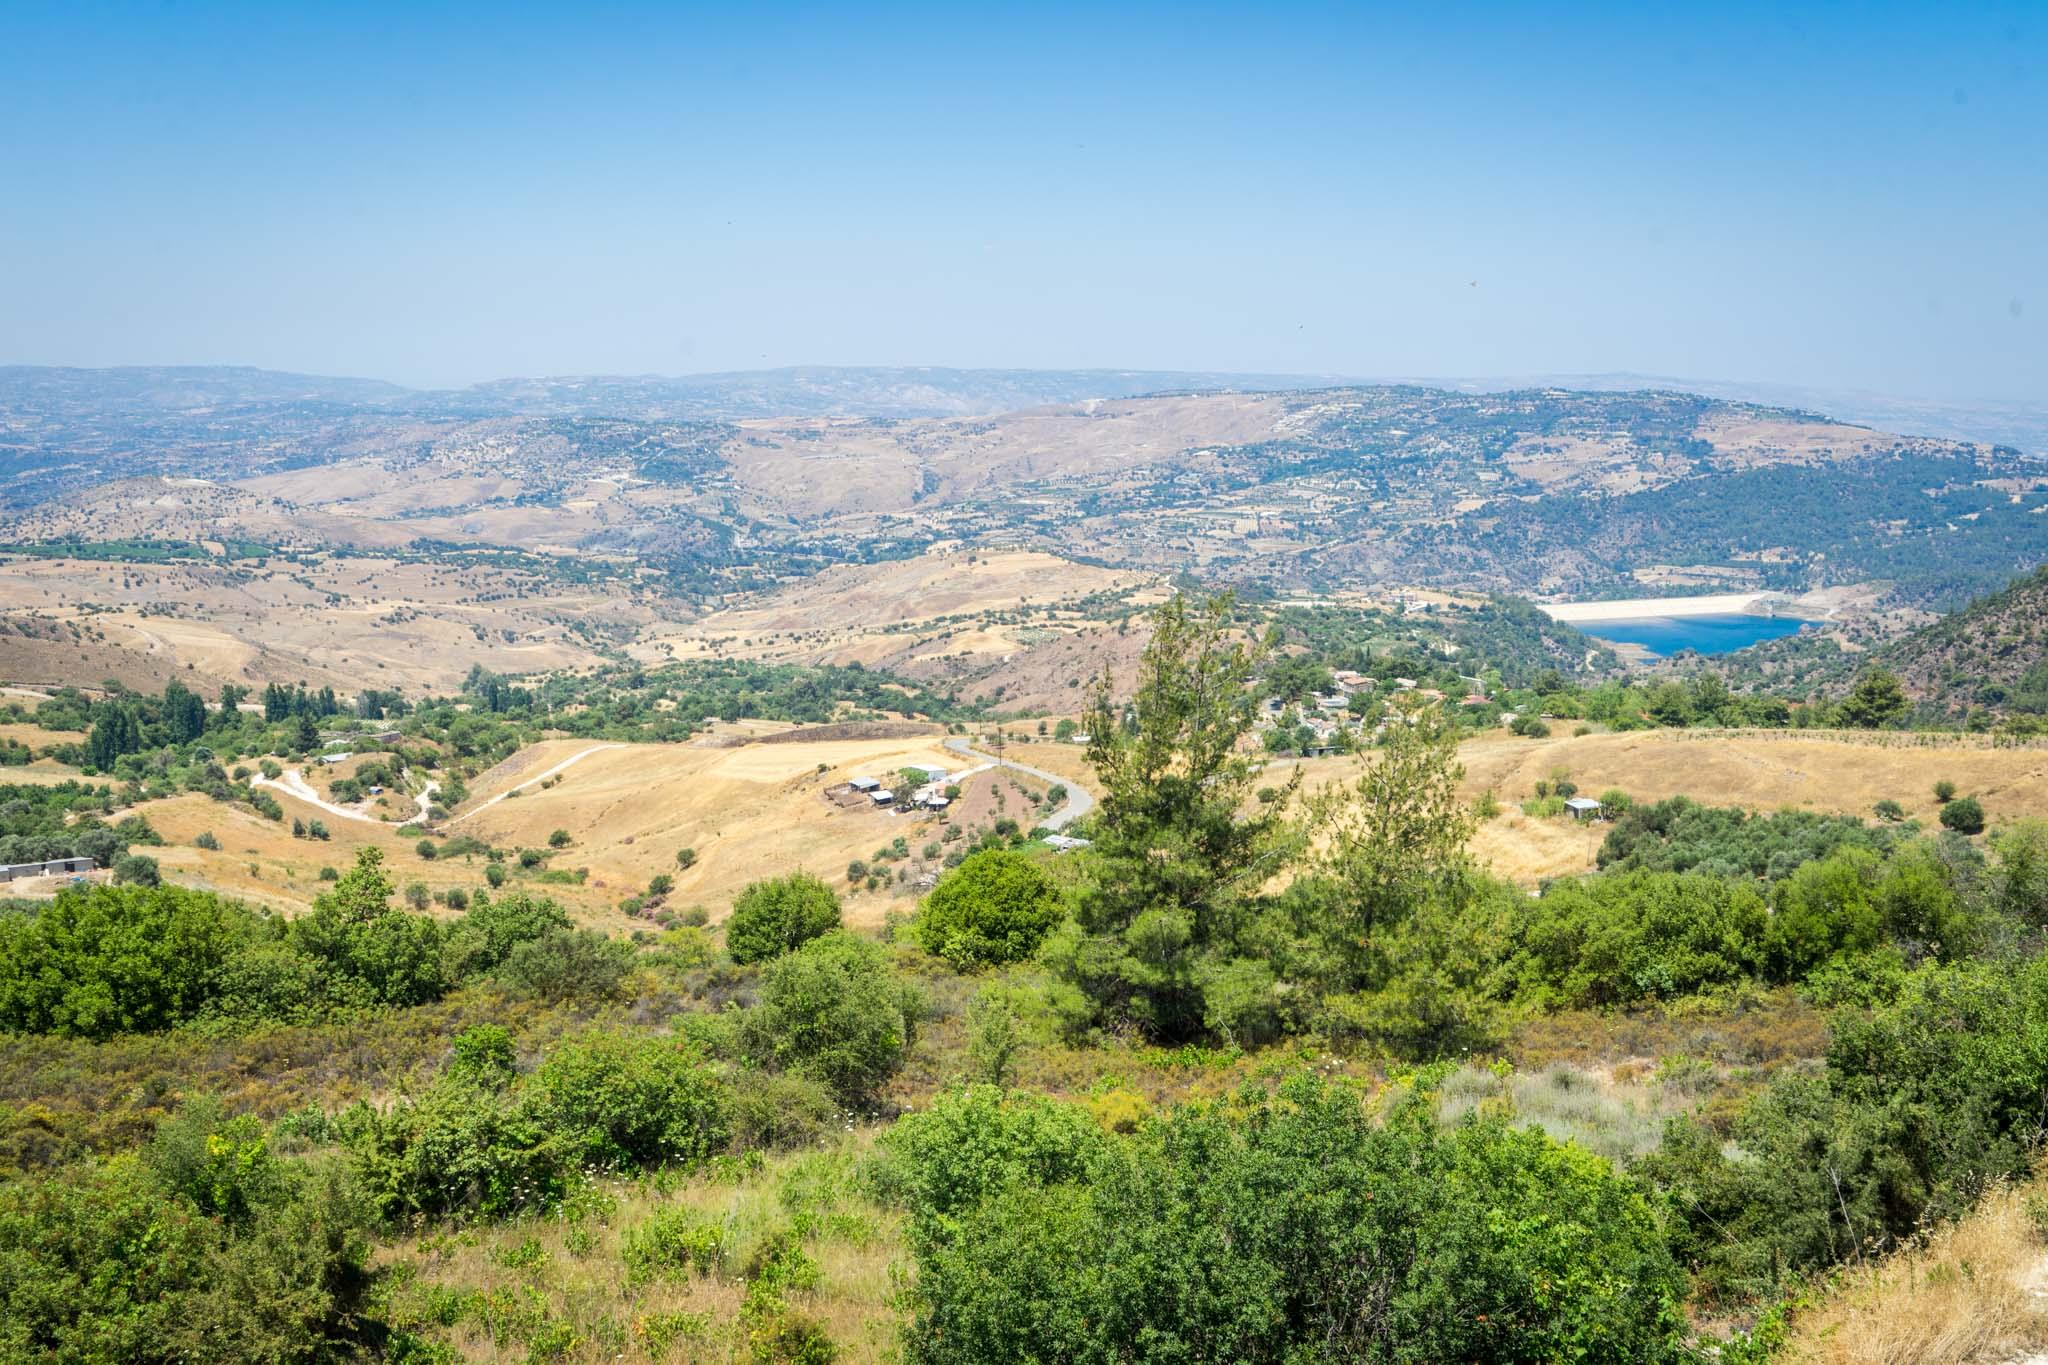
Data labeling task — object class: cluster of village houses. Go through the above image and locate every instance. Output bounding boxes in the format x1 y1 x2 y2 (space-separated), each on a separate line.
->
1254 669 1529 755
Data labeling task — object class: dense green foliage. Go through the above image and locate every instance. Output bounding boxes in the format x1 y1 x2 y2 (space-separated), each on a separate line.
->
351 1029 728 1219
0 1102 377 1363
913 848 1065 969
878 1078 1688 1363
1647 954 2048 1301
0 849 575 1037
1595 796 1904 878
740 932 919 1102
725 872 844 965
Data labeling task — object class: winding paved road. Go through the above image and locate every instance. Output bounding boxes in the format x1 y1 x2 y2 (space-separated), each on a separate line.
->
944 737 1096 831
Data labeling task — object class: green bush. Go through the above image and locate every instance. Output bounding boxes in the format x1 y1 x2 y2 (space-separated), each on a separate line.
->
1505 871 1768 1006
726 873 843 965
913 848 1065 969
1940 796 1985 835
496 928 635 1001
623 1205 728 1281
0 882 257 1037
529 1032 729 1171
113 853 161 886
0 1108 379 1363
741 932 916 1101
1646 955 2048 1302
885 1076 1687 1363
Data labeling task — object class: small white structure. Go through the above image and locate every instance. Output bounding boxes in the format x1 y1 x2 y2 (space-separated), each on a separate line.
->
849 776 881 793
1564 797 1605 822
869 789 896 806
1043 834 1092 853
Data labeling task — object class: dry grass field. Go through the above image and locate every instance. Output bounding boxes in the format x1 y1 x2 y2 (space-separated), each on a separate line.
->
447 731 979 927
137 792 525 917
1278 727 2048 885
1782 1167 2048 1364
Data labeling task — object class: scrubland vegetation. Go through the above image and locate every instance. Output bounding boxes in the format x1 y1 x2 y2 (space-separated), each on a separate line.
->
4 592 2048 1361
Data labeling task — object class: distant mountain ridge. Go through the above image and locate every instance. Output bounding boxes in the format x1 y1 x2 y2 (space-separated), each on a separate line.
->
0 363 1351 423
8 363 2037 449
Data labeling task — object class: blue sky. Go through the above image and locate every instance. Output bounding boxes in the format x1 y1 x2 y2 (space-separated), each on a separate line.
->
1 2 2040 397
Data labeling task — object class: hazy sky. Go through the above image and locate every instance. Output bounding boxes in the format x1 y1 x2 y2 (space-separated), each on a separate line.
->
2 2 2041 398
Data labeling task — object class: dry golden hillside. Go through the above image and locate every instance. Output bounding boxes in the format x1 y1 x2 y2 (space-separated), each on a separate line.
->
445 731 981 926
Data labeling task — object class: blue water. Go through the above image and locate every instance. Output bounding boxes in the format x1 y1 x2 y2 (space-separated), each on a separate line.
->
1581 614 1811 658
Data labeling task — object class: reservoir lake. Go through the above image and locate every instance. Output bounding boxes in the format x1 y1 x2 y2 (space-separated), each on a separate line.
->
1580 614 1811 658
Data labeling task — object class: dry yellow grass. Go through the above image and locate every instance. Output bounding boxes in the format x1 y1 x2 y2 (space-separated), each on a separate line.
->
1458 728 2048 827
0 720 82 748
136 792 529 917
1785 1171 2048 1364
1276 727 2048 886
451 734 975 926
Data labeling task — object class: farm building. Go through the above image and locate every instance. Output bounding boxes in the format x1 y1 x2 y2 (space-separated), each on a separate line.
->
869 789 896 806
1564 797 1606 822
848 776 881 793
0 856 95 882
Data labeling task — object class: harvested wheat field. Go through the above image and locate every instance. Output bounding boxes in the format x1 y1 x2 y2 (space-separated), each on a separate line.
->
448 731 975 926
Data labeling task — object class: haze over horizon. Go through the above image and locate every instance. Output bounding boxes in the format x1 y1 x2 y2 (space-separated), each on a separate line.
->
3 2 2041 402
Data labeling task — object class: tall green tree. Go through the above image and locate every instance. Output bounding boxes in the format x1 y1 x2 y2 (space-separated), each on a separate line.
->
1050 593 1296 1039
162 680 206 744
1839 669 1910 728
1302 702 1474 989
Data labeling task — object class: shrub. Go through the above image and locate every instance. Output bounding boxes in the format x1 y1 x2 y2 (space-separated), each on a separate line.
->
530 1032 729 1171
112 853 161 886
676 847 697 869
1506 870 1768 1007
884 1077 1685 1363
1933 779 1958 803
726 1072 840 1151
0 882 257 1037
914 849 1065 969
349 1079 571 1219
1874 799 1905 822
1939 797 1985 836
440 887 572 981
623 1206 729 1281
741 932 915 1101
548 828 572 848
497 929 635 1001
727 873 843 965
449 1023 518 1089
195 831 221 851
